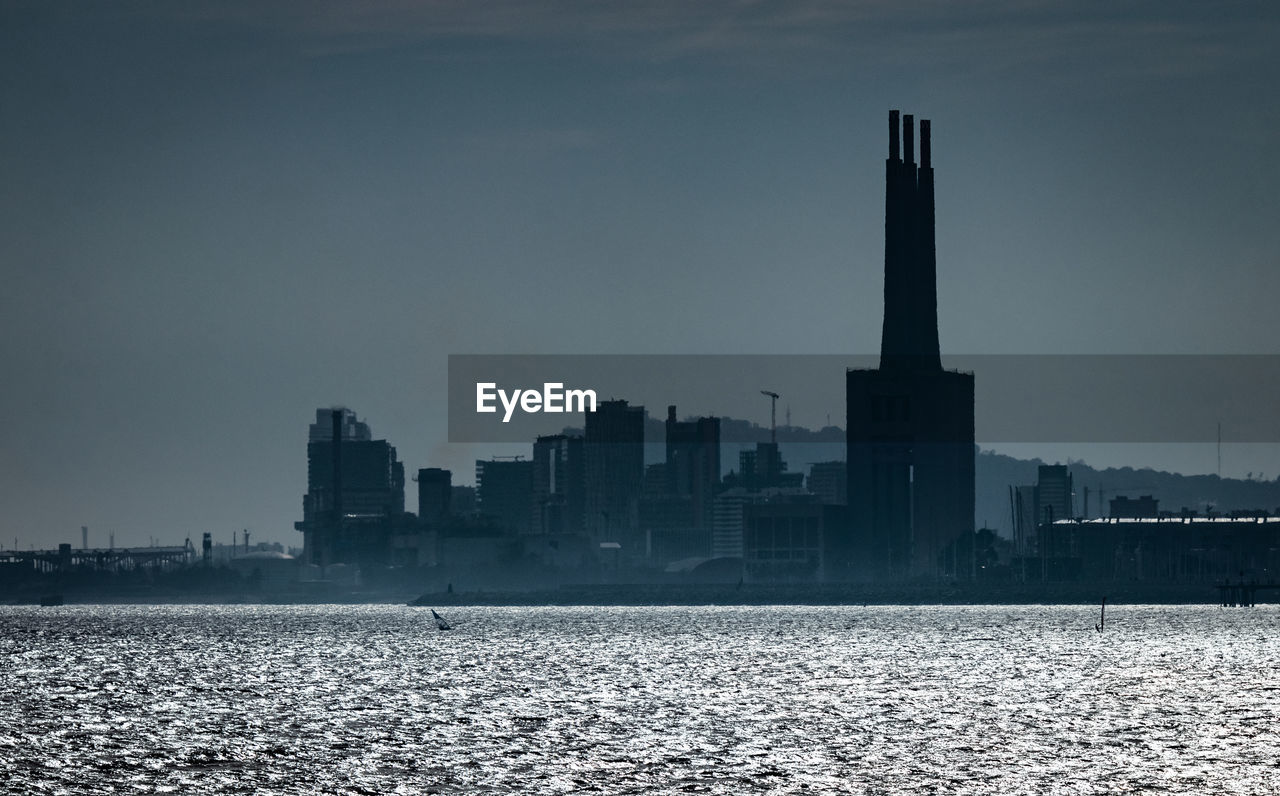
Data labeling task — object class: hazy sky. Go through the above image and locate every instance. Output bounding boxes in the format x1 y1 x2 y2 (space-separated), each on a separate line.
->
3 1 1279 548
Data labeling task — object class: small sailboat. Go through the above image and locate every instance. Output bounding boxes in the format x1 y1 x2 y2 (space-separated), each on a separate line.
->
1095 597 1106 632
431 609 451 631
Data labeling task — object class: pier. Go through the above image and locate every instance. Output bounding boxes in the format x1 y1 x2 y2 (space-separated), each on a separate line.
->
0 542 195 574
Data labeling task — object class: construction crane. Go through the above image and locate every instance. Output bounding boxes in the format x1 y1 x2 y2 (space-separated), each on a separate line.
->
760 390 779 444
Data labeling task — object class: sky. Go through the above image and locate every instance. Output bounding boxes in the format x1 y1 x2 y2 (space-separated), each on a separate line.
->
2 1 1279 549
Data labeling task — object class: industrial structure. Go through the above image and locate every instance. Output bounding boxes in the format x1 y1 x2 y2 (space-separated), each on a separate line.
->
846 110 976 579
295 408 408 568
1037 515 1280 582
0 542 195 574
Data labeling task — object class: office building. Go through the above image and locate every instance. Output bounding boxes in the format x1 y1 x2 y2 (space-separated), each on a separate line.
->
532 434 586 536
807 461 848 505
583 399 645 555
417 468 452 527
743 499 849 582
664 406 721 526
1035 464 1073 524
296 408 406 567
476 458 534 535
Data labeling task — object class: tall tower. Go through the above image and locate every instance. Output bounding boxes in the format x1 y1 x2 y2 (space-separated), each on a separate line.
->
845 111 975 580
881 110 941 372
664 405 721 529
583 399 645 556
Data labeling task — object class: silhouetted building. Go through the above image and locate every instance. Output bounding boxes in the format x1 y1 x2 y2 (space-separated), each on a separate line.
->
584 399 645 556
296 408 406 567
642 463 670 498
417 468 452 527
847 111 975 579
807 461 848 505
633 406 723 564
1038 516 1280 581
736 443 803 491
451 485 477 515
665 406 721 526
712 485 809 559
712 488 756 559
712 440 809 559
476 458 534 534
1110 494 1159 519
743 499 849 582
723 443 803 492
640 493 700 562
1036 464 1073 524
532 434 585 536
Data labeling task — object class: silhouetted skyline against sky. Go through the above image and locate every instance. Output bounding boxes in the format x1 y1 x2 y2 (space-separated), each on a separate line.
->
3 1 1279 547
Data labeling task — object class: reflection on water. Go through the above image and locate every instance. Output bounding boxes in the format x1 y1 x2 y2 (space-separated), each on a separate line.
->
1 604 1276 793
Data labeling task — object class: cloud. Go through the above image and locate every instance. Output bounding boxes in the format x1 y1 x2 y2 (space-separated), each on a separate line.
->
128 0 1277 88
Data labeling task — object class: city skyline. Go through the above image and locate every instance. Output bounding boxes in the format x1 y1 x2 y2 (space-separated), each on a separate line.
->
3 2 1280 548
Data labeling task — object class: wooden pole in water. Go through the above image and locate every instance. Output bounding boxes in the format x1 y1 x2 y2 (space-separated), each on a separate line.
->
1096 596 1106 632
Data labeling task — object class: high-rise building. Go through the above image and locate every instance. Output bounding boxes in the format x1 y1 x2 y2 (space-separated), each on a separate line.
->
736 442 803 491
807 461 848 505
1035 465 1073 524
417 468 452 528
712 485 809 559
712 442 808 560
664 405 721 529
711 488 758 559
629 408 724 564
296 408 406 567
476 458 534 535
846 111 976 579
583 399 645 555
532 434 585 536
451 485 477 515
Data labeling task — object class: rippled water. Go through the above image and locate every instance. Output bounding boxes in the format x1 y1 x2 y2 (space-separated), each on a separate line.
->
1 604 1277 794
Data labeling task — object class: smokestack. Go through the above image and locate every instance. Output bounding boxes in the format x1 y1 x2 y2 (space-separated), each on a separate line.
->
82 525 88 551
889 110 900 160
880 108 941 373
903 114 914 165
920 119 931 169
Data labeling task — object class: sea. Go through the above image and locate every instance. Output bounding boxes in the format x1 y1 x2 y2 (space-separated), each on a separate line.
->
1 604 1276 794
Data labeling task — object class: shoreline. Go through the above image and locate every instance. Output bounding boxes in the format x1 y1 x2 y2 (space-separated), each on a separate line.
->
3 580 1253 607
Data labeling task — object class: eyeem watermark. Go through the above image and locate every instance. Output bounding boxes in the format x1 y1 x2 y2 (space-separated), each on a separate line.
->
476 382 598 423
450 354 1280 443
